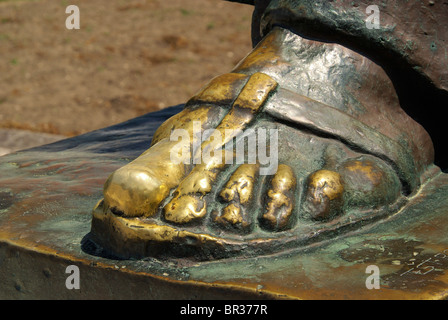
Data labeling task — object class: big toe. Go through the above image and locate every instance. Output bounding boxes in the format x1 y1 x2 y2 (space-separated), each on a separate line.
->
103 165 171 218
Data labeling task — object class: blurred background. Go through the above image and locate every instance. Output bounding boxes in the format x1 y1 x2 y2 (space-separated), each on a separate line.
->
0 0 254 155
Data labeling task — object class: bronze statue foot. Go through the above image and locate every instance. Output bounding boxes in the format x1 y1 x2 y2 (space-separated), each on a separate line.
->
91 118 406 260
90 27 436 260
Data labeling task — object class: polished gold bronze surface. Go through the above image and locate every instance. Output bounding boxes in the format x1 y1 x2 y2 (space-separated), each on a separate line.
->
219 163 259 205
163 156 228 224
103 71 277 225
308 170 344 201
232 28 289 73
92 199 221 244
186 73 249 107
218 203 244 226
304 169 344 221
215 163 259 231
102 139 187 218
103 106 212 218
230 72 277 113
261 164 296 231
198 72 277 149
151 105 211 146
164 72 277 225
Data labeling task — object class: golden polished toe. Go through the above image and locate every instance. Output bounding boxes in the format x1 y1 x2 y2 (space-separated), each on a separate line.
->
261 164 296 231
103 137 187 218
104 166 172 218
163 160 223 224
304 169 344 220
216 203 245 226
163 194 207 224
219 164 258 205
214 164 259 231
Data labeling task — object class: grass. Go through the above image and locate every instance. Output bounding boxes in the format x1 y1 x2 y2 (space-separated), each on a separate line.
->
0 33 10 41
180 8 193 16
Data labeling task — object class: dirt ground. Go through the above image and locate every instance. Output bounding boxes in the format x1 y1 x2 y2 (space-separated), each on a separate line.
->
0 0 254 137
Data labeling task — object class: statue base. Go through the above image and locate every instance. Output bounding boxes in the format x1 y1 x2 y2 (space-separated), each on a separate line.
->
1 106 447 300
